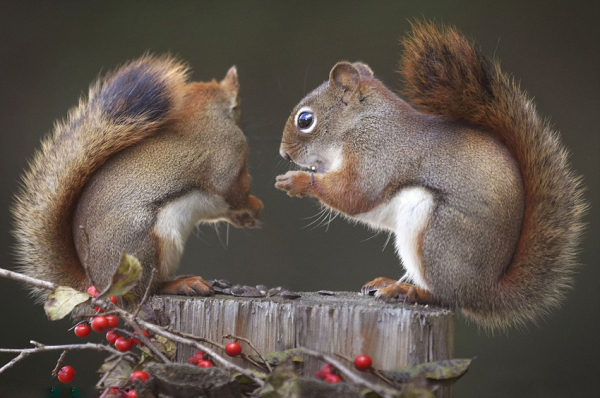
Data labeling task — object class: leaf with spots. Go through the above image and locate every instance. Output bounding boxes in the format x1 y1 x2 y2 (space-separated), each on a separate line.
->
44 286 91 321
379 358 473 384
98 252 142 299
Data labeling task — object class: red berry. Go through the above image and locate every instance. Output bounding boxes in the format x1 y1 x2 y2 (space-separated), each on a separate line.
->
74 324 91 338
127 390 138 398
225 342 242 357
321 363 334 375
188 357 199 365
324 374 342 384
194 350 206 360
314 370 323 379
91 316 109 333
130 370 149 384
131 330 149 345
57 366 75 383
110 296 118 305
94 306 105 313
106 316 118 329
198 360 213 368
354 355 372 371
115 337 133 352
106 330 120 345
87 285 99 298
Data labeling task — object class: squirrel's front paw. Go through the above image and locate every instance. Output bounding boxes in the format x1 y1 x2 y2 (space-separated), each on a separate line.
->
229 210 261 228
275 171 311 197
361 277 434 304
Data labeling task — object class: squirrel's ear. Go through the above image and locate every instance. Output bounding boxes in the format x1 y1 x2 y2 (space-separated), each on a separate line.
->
329 62 361 95
352 62 374 77
220 66 239 94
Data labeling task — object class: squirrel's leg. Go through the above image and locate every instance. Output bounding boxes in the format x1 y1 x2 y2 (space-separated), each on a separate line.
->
361 277 434 304
159 275 213 296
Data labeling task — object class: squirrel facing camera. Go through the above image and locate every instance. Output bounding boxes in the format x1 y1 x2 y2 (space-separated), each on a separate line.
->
13 55 263 301
276 21 586 330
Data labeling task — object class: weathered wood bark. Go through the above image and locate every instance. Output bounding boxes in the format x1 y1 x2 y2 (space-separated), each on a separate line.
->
149 292 455 397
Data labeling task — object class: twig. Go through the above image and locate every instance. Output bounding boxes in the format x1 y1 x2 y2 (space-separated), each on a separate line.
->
109 306 265 387
224 334 272 373
0 268 56 291
51 350 69 377
0 342 128 375
133 268 156 317
96 356 126 389
298 347 394 398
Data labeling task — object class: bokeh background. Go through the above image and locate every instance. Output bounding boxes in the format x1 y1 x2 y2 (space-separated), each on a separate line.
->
0 1 598 397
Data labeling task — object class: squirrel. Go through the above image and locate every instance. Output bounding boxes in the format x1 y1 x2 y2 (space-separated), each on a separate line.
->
13 55 263 302
275 21 585 329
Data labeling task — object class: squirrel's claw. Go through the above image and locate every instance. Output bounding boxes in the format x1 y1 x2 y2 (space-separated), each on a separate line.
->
159 276 214 296
275 171 311 197
361 277 434 305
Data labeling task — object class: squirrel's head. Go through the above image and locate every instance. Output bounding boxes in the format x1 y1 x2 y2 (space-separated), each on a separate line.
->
279 61 377 174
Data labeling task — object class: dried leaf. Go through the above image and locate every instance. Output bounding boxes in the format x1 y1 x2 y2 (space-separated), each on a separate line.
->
380 358 473 384
139 334 177 361
44 286 91 321
250 348 303 366
98 253 142 299
97 359 133 388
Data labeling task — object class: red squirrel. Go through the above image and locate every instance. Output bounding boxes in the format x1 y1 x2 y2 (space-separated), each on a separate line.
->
13 55 263 301
276 22 585 329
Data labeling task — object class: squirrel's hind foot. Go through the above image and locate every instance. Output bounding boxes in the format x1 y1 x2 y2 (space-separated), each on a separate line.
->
361 277 434 304
159 276 214 296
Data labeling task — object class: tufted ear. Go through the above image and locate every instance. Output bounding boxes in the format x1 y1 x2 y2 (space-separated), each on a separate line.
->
220 65 239 94
329 62 362 103
352 62 374 77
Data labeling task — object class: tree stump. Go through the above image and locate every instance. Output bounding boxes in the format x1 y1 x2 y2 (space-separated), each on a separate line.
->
149 292 455 397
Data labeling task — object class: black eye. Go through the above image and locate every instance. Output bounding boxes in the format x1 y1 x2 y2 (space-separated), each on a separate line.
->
297 111 313 129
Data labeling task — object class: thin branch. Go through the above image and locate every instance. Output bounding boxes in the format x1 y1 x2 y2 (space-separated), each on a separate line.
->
334 353 396 387
109 306 265 387
0 342 128 375
224 334 272 373
51 350 69 377
133 267 156 317
96 356 126 389
0 268 56 291
298 347 394 398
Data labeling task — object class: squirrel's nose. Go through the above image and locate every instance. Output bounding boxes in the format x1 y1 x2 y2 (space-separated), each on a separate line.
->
280 149 291 161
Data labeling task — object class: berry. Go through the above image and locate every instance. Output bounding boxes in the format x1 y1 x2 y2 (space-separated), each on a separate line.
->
115 337 133 352
110 296 118 305
91 316 109 333
130 370 149 384
354 355 372 371
94 306 105 313
106 316 118 329
74 324 91 338
198 360 213 368
324 374 342 384
127 390 138 398
188 357 199 365
321 363 334 375
314 370 323 379
194 350 206 360
106 330 120 345
87 285 99 298
57 366 75 383
131 330 149 345
225 342 242 357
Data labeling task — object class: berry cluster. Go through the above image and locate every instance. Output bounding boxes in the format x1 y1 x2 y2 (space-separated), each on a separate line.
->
187 350 214 368
314 363 342 384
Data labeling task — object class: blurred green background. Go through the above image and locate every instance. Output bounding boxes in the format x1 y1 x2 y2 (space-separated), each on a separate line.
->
0 1 598 397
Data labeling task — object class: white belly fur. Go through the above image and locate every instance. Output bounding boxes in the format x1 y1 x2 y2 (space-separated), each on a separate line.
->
153 190 229 280
353 187 434 289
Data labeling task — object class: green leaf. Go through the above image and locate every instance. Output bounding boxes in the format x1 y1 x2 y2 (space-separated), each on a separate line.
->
232 369 268 385
44 286 91 321
97 358 133 388
249 348 303 366
98 253 142 299
380 358 473 384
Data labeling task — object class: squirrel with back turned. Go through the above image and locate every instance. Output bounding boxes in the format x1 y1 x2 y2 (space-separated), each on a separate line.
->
276 22 585 329
13 55 263 301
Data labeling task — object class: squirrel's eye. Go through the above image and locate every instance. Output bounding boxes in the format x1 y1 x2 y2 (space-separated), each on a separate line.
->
295 107 316 133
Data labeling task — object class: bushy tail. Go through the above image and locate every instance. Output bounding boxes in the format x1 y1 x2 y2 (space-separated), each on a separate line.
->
400 21 586 328
12 55 189 300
